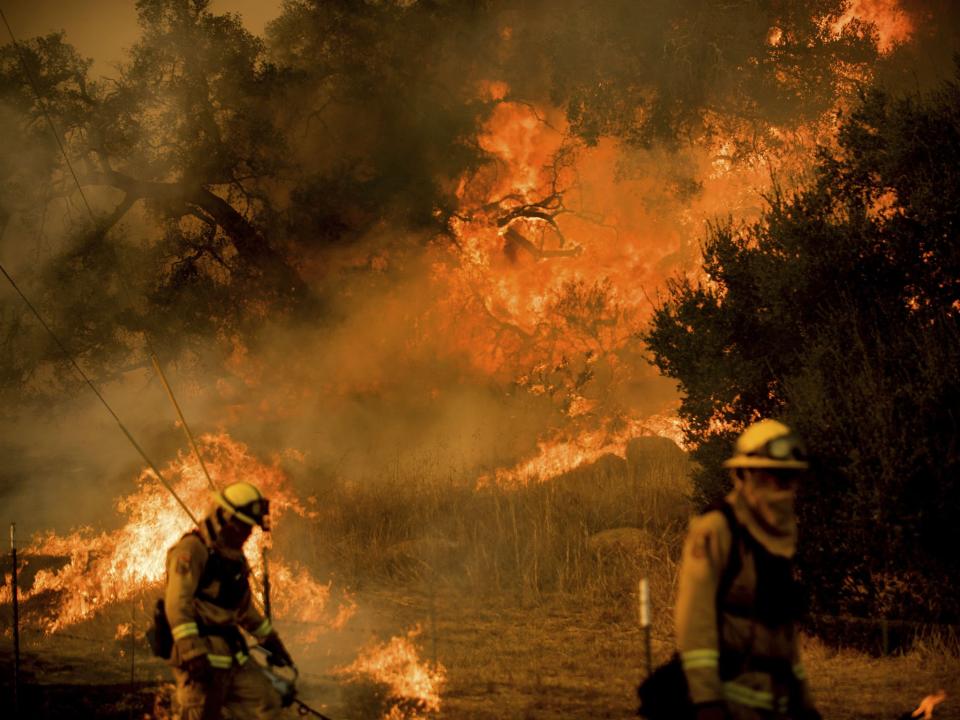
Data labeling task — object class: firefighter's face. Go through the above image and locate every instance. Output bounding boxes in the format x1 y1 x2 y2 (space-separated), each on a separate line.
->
220 514 253 548
747 468 800 494
740 469 798 531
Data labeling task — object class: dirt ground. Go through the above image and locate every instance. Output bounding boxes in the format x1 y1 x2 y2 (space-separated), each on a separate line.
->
1 586 958 719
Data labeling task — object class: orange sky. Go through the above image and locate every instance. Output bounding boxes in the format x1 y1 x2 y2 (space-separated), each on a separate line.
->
1 0 283 75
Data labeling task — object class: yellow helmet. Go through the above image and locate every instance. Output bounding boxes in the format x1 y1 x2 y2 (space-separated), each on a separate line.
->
722 419 809 471
213 481 270 528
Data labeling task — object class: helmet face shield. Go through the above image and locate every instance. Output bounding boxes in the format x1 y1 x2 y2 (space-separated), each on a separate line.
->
755 435 807 463
247 498 270 530
723 420 810 471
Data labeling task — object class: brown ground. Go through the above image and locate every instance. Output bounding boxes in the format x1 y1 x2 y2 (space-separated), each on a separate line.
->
2 586 958 719
348 588 960 720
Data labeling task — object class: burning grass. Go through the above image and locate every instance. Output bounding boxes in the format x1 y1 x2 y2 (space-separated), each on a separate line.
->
0 433 353 635
1 429 692 718
298 434 693 605
4 430 960 719
336 626 446 720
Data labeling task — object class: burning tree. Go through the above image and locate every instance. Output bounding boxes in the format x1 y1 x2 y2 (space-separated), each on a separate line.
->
1 0 956 678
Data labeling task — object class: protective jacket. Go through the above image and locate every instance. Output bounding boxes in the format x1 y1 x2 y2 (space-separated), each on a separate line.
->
164 513 274 670
674 488 815 718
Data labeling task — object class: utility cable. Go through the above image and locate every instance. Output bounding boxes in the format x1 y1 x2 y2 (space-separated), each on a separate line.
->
1 11 216 505
0 8 95 221
0 261 199 527
149 352 218 491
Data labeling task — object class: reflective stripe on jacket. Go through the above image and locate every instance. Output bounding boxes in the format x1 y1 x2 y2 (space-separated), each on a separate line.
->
674 494 814 712
164 522 274 668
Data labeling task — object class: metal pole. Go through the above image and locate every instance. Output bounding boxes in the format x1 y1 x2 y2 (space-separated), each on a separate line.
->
11 523 20 718
129 602 136 720
262 548 272 622
639 577 651 675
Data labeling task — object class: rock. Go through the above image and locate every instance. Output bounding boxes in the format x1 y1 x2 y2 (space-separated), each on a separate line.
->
626 436 685 465
587 527 654 558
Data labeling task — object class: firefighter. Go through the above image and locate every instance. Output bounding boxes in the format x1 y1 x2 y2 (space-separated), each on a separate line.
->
165 481 293 720
675 419 821 720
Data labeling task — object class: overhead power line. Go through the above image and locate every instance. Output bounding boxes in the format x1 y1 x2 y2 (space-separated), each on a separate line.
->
0 9 207 523
0 262 199 526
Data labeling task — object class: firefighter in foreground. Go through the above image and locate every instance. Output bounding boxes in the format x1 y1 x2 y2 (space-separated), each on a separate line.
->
675 420 821 720
165 481 293 719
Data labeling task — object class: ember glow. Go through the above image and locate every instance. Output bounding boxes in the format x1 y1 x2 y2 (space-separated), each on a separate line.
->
337 626 447 720
480 413 684 486
831 0 914 53
0 433 354 634
910 690 948 720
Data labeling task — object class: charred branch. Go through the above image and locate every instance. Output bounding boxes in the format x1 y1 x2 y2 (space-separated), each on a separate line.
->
471 285 532 341
89 169 308 302
503 227 582 262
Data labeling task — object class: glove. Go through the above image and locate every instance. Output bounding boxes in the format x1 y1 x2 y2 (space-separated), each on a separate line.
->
181 654 212 684
694 702 731 720
261 634 293 668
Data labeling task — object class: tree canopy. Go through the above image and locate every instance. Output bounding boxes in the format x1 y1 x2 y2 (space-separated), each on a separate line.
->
1 0 901 390
645 66 960 622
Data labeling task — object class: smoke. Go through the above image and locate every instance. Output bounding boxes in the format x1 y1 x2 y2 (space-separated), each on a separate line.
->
1 0 958 539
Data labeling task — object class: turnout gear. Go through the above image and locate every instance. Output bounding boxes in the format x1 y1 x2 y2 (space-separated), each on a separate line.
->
182 654 213 685
674 422 818 720
695 702 731 720
722 420 809 472
260 634 293 668
164 485 287 719
213 481 271 528
172 660 281 720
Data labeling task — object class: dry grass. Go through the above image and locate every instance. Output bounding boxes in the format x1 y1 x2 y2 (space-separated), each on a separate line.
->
296 588 960 720
4 437 959 718
803 635 960 720
283 436 960 719
283 436 693 606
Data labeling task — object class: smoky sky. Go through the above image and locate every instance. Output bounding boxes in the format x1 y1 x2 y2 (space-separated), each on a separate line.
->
1 0 280 74
1 0 958 539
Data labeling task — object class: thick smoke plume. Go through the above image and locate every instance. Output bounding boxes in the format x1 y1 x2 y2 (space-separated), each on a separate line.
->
0 0 957 533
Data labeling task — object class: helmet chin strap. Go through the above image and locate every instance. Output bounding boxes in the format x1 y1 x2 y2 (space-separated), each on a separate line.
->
211 507 252 547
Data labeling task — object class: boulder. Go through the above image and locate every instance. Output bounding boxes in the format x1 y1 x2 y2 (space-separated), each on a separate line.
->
587 527 653 558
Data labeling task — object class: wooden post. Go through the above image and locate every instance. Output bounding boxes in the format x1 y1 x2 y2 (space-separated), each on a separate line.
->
639 577 651 676
11 523 20 718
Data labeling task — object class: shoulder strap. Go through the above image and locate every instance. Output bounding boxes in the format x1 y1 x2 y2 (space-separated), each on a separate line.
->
180 528 212 573
702 500 743 608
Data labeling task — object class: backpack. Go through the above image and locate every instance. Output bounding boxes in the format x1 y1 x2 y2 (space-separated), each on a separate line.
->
146 598 173 659
144 530 251 659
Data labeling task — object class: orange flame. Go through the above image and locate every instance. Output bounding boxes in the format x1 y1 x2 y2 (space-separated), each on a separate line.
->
911 690 947 720
831 0 913 53
0 433 353 635
480 413 684 486
337 625 446 719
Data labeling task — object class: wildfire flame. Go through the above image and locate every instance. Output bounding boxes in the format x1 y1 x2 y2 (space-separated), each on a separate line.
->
911 690 947 720
0 433 354 634
479 413 683 486
337 625 446 720
831 0 914 53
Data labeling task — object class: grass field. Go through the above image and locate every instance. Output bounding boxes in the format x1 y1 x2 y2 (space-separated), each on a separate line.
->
2 437 958 718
